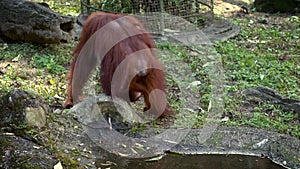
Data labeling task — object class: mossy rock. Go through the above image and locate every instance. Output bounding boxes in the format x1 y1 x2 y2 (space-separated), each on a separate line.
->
0 89 49 128
0 134 57 169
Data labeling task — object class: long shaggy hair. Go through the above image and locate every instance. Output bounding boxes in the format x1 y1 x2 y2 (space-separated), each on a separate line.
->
64 12 171 118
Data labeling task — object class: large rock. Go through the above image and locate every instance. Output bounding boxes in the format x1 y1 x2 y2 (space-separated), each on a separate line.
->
0 89 48 128
0 0 75 43
243 86 300 117
0 134 57 169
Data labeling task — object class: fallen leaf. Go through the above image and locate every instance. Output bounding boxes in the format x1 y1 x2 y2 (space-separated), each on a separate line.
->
145 155 164 162
118 152 129 157
54 162 63 169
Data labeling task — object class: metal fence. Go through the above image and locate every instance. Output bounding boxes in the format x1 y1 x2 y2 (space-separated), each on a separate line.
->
80 0 214 35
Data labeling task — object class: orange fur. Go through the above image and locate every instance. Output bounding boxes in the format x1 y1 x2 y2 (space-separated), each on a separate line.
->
64 12 171 118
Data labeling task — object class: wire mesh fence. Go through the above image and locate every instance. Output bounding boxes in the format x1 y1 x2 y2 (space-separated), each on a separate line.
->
80 0 214 35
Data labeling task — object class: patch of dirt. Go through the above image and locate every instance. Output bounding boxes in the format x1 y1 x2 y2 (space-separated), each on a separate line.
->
214 0 254 16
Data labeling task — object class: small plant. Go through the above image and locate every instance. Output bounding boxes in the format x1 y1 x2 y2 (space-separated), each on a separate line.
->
31 54 67 75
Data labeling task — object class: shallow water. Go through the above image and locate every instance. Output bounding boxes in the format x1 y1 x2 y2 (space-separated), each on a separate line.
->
97 153 286 169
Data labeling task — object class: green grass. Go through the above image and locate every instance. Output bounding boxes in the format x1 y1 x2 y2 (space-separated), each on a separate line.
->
225 103 300 137
216 17 299 92
214 15 300 137
0 43 73 103
31 54 67 75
